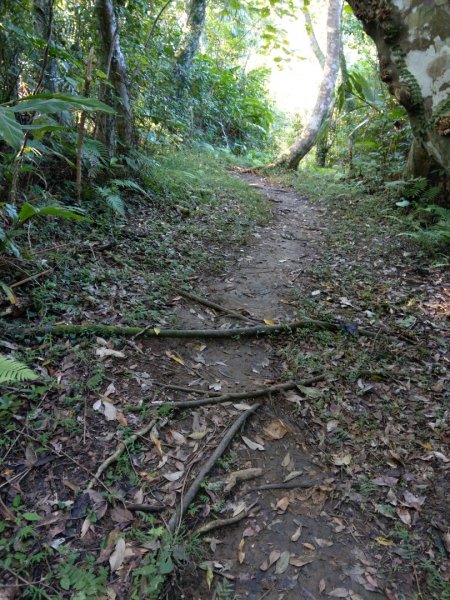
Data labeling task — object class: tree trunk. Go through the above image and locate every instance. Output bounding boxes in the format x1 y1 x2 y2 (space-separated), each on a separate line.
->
274 0 342 170
33 0 59 93
174 0 207 96
346 0 450 175
96 0 134 152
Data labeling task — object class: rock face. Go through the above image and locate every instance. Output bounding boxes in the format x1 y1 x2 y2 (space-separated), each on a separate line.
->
347 0 450 174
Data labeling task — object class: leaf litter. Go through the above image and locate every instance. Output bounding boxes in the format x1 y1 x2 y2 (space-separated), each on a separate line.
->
1 173 449 600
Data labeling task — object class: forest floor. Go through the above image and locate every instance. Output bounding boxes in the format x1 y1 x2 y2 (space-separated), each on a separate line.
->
0 161 449 600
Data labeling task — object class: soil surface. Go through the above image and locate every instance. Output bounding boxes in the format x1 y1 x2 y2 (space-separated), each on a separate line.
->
169 174 389 600
1 172 448 600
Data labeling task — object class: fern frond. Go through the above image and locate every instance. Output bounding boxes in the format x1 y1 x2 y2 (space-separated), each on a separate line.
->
0 356 38 384
106 193 125 216
112 179 150 198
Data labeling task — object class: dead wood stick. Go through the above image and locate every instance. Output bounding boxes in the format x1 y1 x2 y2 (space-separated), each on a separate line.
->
154 381 221 396
247 478 323 493
9 318 382 339
87 418 157 490
126 503 165 513
154 374 325 409
194 501 258 536
10 269 52 289
174 288 257 322
168 403 260 533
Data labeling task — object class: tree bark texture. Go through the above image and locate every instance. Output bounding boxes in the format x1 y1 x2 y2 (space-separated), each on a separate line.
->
275 0 342 170
346 0 450 174
33 0 59 93
96 0 134 151
174 0 207 95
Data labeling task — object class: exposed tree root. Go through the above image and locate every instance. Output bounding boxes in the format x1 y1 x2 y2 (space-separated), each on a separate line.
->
168 403 260 533
154 375 325 409
7 317 386 340
87 418 157 490
194 501 258 536
223 468 263 494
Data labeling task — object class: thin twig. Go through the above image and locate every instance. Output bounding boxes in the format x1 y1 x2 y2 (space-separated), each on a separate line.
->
126 503 165 513
153 375 325 409
1 565 53 600
87 418 157 489
168 403 260 533
10 269 52 289
246 477 323 493
154 381 221 396
174 288 257 322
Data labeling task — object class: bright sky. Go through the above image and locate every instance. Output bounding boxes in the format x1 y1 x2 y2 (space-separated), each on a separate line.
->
249 4 328 118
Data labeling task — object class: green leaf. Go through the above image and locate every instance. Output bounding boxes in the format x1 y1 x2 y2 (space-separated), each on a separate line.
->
0 106 23 149
0 356 38 384
0 282 17 304
22 512 41 521
12 93 115 114
17 203 86 223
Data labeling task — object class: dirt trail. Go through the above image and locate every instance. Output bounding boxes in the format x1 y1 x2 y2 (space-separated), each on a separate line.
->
162 174 385 600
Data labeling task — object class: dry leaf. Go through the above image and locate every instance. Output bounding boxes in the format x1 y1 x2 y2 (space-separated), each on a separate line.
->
80 517 91 539
263 419 288 440
302 542 315 551
289 553 316 567
233 501 247 517
331 453 352 466
396 508 412 526
326 420 339 432
319 579 326 593
97 530 120 564
96 348 125 359
260 549 281 571
291 525 302 542
110 507 134 524
281 452 291 467
242 436 265 451
275 496 289 513
264 318 275 325
375 536 393 546
275 551 290 574
315 538 334 548
163 470 184 482
165 350 185 366
237 539 245 564
188 430 209 440
103 400 117 421
328 588 352 598
284 470 303 482
150 431 163 456
109 538 126 572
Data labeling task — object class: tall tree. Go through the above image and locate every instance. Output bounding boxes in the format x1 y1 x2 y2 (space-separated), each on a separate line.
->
274 0 342 170
174 0 207 96
96 0 134 152
346 0 450 176
33 0 58 93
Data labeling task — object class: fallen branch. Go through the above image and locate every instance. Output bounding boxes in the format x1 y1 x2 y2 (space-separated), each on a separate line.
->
174 288 257 322
87 418 157 490
126 503 165 513
154 374 325 409
154 381 221 396
194 501 258 536
168 403 260 532
7 317 382 340
10 269 52 289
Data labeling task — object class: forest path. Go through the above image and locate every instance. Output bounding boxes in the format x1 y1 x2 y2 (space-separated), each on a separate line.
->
167 173 386 600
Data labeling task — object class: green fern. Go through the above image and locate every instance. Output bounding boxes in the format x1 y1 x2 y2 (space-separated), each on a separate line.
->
96 186 125 216
0 356 38 384
111 178 150 198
